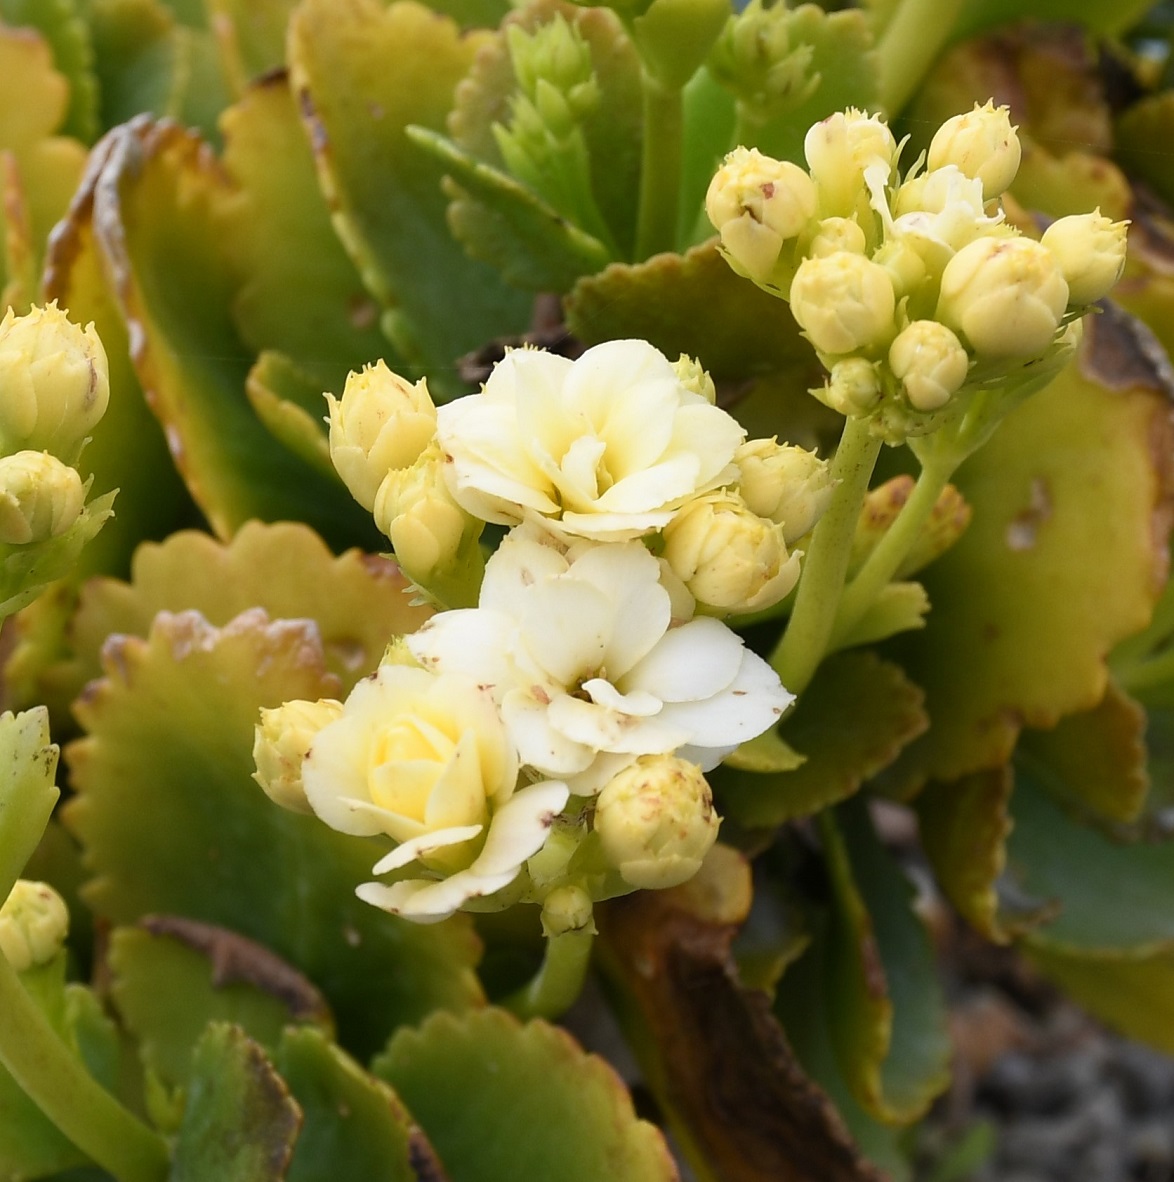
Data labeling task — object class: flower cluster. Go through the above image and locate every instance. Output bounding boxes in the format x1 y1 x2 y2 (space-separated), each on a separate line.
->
255 339 809 923
706 104 1129 441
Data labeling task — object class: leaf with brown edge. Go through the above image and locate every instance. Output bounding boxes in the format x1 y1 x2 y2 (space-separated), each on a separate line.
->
287 0 531 399
597 861 886 1182
64 608 483 1058
714 651 927 830
876 306 1174 799
375 1007 678 1182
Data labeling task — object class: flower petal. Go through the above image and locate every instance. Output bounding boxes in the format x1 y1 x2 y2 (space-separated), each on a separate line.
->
502 689 595 775
622 616 745 702
519 577 611 687
357 869 518 923
371 824 485 875
407 609 516 695
470 779 569 878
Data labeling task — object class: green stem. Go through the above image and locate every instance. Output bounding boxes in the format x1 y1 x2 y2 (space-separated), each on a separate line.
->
875 0 963 116
501 925 595 1020
635 70 684 259
770 416 883 695
0 956 169 1182
1117 643 1174 698
831 454 956 647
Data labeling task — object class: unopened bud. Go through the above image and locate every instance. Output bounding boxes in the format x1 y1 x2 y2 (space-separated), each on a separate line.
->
707 147 817 286
808 216 867 258
888 320 970 412
927 102 1021 200
820 357 883 416
672 353 716 403
0 880 68 972
253 697 345 814
803 109 897 219
540 884 595 937
0 451 85 545
789 251 895 356
662 490 799 613
872 238 928 300
594 755 719 889
1041 210 1129 305
852 476 970 576
734 437 834 544
327 362 436 512
0 303 109 464
936 237 1068 358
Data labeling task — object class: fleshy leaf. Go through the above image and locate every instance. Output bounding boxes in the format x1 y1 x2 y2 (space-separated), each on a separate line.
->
715 652 927 829
375 1007 678 1182
598 879 886 1181
88 117 374 542
1117 93 1174 210
277 1025 447 1182
287 0 532 398
246 354 336 479
219 73 393 390
204 0 299 87
819 802 952 1125
85 0 182 130
108 921 332 1089
951 0 1153 39
0 707 60 900
65 609 483 1058
877 308 1174 797
171 1023 300 1182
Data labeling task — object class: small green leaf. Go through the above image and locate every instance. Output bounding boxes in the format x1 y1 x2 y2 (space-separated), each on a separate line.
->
375 1007 676 1182
0 707 60 900
722 727 805 774
246 354 337 480
171 1024 300 1182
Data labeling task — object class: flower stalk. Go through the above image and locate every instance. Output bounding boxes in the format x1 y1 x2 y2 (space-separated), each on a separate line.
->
635 69 684 258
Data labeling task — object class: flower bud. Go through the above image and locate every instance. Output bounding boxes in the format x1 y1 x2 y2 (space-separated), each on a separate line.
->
819 357 883 416
1040 210 1129 305
327 361 437 512
803 108 897 219
0 880 68 972
706 147 817 285
789 251 895 356
936 237 1068 358
888 320 970 412
807 216 867 258
872 239 927 301
662 490 799 613
0 451 85 545
734 437 834 544
540 884 595 937
253 697 345 814
672 353 716 403
0 303 109 464
927 102 1021 200
594 755 719 889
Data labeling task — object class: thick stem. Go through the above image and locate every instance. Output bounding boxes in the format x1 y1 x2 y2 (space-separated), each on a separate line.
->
635 71 684 259
875 0 963 116
0 955 170 1182
770 416 883 695
831 454 956 647
501 925 595 1020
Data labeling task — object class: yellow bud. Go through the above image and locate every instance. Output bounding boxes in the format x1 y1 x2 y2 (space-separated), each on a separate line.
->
803 108 897 218
888 320 970 412
0 880 68 972
662 490 799 613
0 303 109 464
327 361 437 512
808 216 867 258
0 451 84 545
253 697 345 814
672 353 717 403
734 437 834 544
820 357 883 416
706 147 817 285
789 252 896 356
540 884 595 937
594 755 719 889
1040 210 1129 305
872 239 928 300
936 237 1068 358
927 101 1021 200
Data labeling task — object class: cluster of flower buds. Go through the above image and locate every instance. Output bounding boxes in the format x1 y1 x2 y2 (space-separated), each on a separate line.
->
0 303 114 612
258 339 827 924
706 104 1129 441
0 880 69 973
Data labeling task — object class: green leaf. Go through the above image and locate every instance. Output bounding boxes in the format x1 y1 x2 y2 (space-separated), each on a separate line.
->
65 609 483 1058
219 73 394 390
950 0 1153 40
375 1007 677 1182
246 354 337 480
85 0 182 130
88 117 377 543
877 312 1174 796
171 1024 300 1182
109 922 331 1090
0 707 60 900
287 0 532 398
277 1025 444 1182
820 802 951 1125
1117 93 1174 210
715 651 927 829
204 0 299 85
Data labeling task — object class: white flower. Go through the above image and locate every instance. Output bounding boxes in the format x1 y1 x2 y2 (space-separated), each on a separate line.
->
301 664 567 922
407 524 793 793
435 340 745 541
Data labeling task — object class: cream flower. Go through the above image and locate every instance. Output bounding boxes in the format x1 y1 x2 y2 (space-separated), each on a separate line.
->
435 340 745 541
407 524 794 793
301 664 568 922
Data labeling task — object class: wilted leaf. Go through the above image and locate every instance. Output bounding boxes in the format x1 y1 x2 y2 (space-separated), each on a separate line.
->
375 1007 678 1182
715 652 927 830
65 609 483 1057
